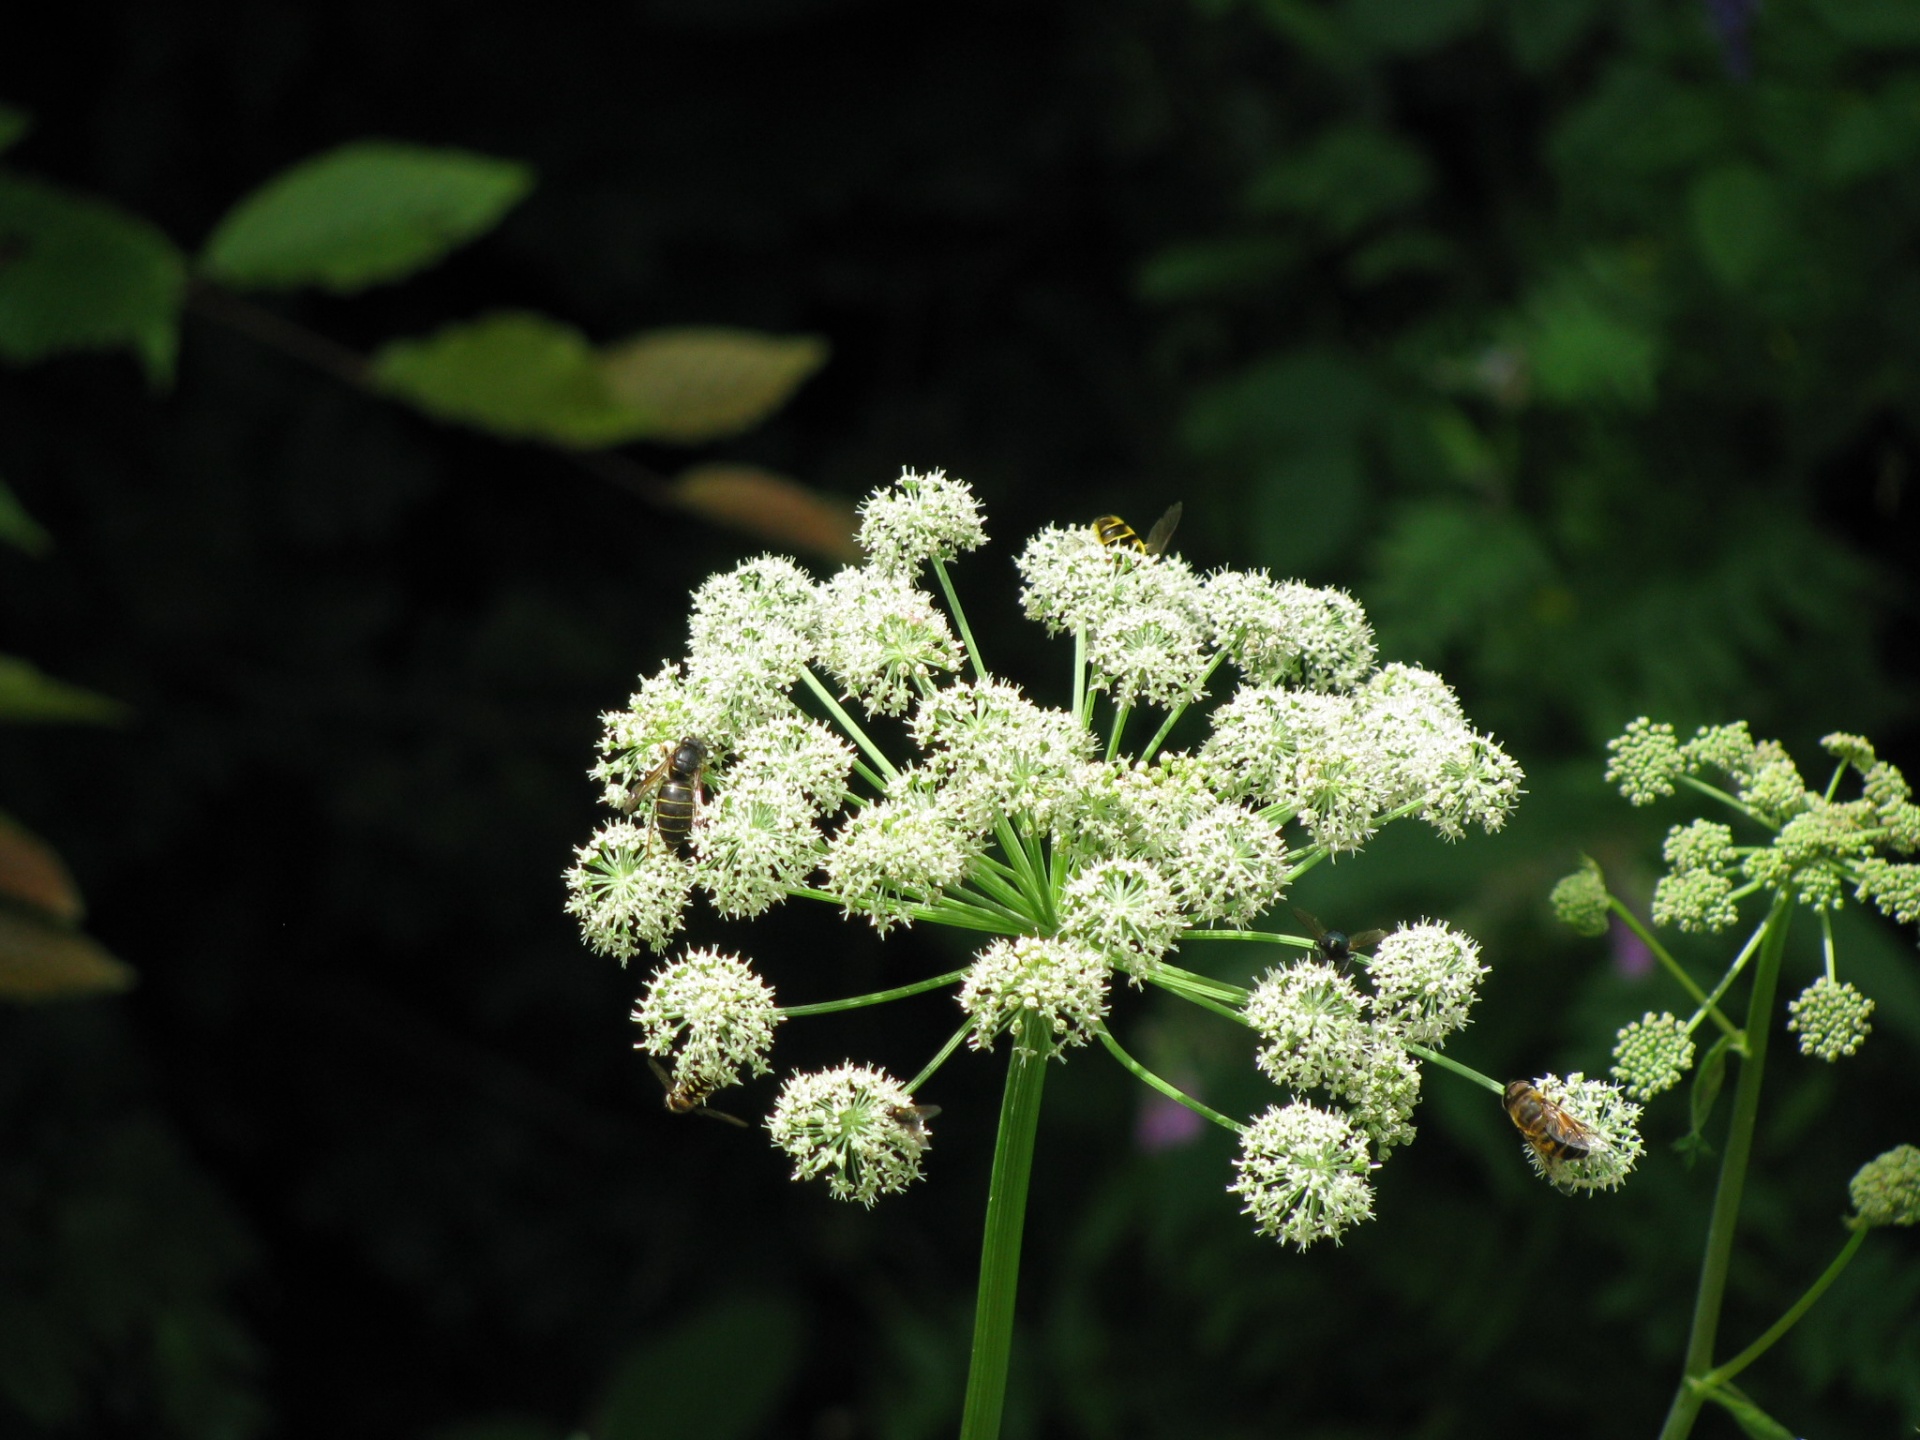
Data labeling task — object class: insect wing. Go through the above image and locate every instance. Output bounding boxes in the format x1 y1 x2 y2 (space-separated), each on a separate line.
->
1346 928 1387 953
1142 502 1183 555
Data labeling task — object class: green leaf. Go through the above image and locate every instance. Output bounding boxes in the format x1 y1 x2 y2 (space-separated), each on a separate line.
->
0 171 184 383
1691 164 1788 290
0 477 50 554
1681 1030 1738 1162
370 311 646 447
0 909 134 1002
199 141 533 294
1342 0 1484 53
0 655 129 724
0 105 30 154
591 1294 804 1440
1245 125 1433 238
598 327 828 443
1812 0 1920 45
1135 236 1301 303
1518 265 1661 408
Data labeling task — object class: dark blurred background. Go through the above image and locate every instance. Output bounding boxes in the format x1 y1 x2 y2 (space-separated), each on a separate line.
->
2 1 1917 1436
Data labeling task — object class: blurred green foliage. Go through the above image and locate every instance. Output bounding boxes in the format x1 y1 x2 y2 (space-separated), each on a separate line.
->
0 0 1914 1438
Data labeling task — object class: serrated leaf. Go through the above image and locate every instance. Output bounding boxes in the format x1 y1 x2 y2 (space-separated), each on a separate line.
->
0 655 129 724
370 311 649 447
591 1293 803 1440
599 328 827 444
0 814 83 922
0 910 133 1001
0 171 184 383
0 106 30 154
0 477 50 554
200 141 533 294
672 464 859 562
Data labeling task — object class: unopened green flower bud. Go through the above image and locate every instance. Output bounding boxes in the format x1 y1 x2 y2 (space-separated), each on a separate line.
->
1551 857 1611 937
1611 1012 1695 1100
1606 718 1682 806
1849 1145 1920 1229
1786 976 1875 1061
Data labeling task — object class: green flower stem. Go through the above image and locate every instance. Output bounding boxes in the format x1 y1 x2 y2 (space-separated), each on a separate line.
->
1071 629 1087 727
965 858 1043 919
1698 1225 1869 1393
1139 651 1226 763
1152 961 1251 1005
959 1012 1052 1440
798 667 899 782
930 888 1041 931
908 1017 980 1092
932 557 989 682
777 967 972 1017
1608 898 1743 1041
1659 889 1795 1440
1145 970 1251 1027
1093 1021 1245 1134
1680 775 1775 831
1181 928 1307 949
781 884 1021 935
991 817 1045 912
1105 702 1131 762
1690 918 1768 1047
1400 1041 1505 1095
1820 909 1837 983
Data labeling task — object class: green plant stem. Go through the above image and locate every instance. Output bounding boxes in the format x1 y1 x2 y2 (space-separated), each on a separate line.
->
1105 702 1131 761
1180 928 1305 948
777 967 972 1017
1144 970 1250 1026
1071 629 1087 727
1400 1041 1504 1095
907 1017 978 1092
1699 1224 1869 1392
1094 1022 1244 1133
1679 774 1773 830
1658 889 1795 1440
798 667 899 782
933 558 989 682
1608 898 1743 1040
1139 651 1226 763
959 1013 1051 1440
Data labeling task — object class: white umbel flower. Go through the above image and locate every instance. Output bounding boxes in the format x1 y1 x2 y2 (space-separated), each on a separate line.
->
632 947 782 1102
767 1064 934 1205
960 936 1112 1057
855 467 988 579
1230 1102 1378 1248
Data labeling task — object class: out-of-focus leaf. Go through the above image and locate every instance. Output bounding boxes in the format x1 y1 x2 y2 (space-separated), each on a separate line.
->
0 813 83 922
1367 500 1555 656
0 477 51 554
1812 0 1920 45
1345 228 1454 285
599 328 827 444
0 105 29 154
1135 236 1301 303
1500 0 1598 73
370 312 645 447
1517 266 1661 408
1245 125 1433 237
1548 65 1728 181
0 654 129 724
0 171 183 383
199 141 532 294
0 909 133 1000
591 1293 803 1440
1343 0 1484 53
1821 78 1920 183
424 1418 566 1440
672 464 859 563
1691 164 1788 290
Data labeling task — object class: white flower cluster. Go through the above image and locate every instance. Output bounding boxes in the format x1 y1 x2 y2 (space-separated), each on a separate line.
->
1241 920 1483 1188
568 469 1527 1219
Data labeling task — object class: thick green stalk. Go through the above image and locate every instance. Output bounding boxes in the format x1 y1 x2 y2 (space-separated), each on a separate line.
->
1658 890 1794 1440
959 1014 1051 1440
1700 1224 1869 1391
